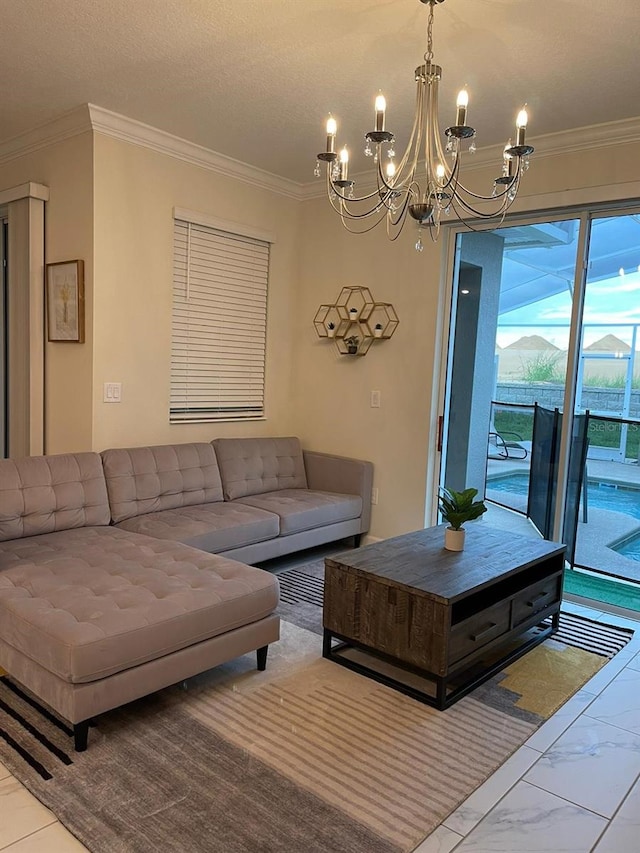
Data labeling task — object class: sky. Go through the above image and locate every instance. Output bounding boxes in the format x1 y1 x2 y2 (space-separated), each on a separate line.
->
496 270 640 351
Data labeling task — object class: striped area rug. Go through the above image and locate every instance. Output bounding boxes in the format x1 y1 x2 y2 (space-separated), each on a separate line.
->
540 611 632 658
185 654 536 851
0 614 634 851
277 566 324 607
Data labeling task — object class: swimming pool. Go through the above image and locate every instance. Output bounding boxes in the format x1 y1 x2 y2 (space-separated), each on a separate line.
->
487 472 640 560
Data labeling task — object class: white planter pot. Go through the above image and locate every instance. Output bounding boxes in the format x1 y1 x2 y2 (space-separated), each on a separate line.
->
444 527 465 552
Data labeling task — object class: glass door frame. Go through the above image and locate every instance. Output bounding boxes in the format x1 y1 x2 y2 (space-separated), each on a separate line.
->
431 201 640 547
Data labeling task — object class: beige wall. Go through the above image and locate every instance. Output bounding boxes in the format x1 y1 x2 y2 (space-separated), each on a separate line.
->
293 141 640 540
6 122 640 543
0 134 94 453
292 207 441 540
91 134 300 450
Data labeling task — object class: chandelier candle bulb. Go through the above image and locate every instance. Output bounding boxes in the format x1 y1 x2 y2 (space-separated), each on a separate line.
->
456 89 468 126
503 142 514 176
339 146 349 180
375 94 386 132
436 163 446 186
386 161 396 179
326 116 337 153
516 108 528 146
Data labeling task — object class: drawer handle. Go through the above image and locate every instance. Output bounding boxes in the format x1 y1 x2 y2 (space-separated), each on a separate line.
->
526 591 548 607
471 622 497 642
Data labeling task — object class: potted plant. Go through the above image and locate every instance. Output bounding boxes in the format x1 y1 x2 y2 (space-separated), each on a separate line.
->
326 321 337 338
344 335 359 354
438 486 487 551
373 323 384 338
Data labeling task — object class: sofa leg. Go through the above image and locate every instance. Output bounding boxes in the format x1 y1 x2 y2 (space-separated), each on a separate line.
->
354 533 362 548
256 645 269 671
74 721 89 752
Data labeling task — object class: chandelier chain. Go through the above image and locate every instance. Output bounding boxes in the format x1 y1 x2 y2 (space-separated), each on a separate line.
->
425 2 435 62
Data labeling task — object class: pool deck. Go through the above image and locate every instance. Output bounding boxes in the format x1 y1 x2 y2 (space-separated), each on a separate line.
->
486 455 640 583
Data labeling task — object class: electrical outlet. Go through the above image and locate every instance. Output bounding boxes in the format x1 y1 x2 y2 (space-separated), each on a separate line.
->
370 390 381 408
371 487 379 505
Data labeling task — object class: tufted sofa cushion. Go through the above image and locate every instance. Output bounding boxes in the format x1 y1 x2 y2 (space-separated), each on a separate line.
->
0 453 110 542
114 501 280 552
0 526 279 683
102 443 224 524
214 437 308 501
236 489 362 535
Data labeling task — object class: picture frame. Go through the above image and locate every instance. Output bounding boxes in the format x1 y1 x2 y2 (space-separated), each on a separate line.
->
46 260 85 343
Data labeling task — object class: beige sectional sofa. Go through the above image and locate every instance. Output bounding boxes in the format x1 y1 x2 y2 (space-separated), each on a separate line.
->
0 436 372 751
101 437 372 562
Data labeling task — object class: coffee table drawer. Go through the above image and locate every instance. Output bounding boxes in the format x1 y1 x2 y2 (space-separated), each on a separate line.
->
449 601 511 663
512 574 561 626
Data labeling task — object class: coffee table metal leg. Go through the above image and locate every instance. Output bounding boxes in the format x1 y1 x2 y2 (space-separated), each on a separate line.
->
322 629 333 658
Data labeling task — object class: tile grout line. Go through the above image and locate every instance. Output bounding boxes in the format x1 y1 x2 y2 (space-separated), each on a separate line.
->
439 620 640 851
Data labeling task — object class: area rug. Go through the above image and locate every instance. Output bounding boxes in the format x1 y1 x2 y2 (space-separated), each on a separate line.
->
0 575 634 853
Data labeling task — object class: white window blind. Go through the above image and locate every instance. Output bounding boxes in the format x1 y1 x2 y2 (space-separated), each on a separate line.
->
171 219 269 422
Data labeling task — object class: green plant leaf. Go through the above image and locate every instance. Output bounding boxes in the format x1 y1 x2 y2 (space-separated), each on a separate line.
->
438 485 487 530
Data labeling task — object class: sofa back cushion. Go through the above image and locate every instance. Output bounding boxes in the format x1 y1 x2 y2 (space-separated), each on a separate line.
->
0 452 110 541
213 437 307 500
101 443 224 523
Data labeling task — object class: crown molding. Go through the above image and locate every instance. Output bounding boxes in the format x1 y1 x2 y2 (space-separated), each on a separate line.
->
0 102 303 201
3 103 639 205
300 115 640 200
0 105 91 167
87 105 304 201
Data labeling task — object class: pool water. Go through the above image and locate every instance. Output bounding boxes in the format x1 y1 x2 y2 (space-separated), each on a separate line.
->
487 472 640 560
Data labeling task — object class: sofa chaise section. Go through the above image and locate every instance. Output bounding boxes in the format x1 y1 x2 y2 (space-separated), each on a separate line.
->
0 452 279 750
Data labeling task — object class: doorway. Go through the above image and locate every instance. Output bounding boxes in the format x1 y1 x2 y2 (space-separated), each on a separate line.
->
439 209 640 596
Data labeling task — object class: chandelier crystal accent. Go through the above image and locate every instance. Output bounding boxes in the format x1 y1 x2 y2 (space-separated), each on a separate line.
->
315 0 534 249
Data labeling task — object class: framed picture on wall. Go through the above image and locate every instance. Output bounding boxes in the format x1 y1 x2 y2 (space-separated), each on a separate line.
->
46 259 85 342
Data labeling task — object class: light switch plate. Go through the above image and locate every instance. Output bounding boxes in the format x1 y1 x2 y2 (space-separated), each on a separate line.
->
104 382 122 402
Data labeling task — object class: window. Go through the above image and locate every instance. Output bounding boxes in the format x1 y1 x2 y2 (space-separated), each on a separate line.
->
171 214 270 422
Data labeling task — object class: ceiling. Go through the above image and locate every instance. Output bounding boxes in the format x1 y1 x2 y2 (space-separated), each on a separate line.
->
3 0 640 185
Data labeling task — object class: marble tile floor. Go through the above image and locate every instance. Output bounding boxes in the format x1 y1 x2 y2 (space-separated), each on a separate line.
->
1 596 639 852
415 599 640 853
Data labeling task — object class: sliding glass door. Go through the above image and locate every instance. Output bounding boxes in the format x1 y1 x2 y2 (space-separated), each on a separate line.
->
439 208 640 587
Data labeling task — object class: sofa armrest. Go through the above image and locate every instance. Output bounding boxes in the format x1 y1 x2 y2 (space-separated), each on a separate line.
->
303 450 373 534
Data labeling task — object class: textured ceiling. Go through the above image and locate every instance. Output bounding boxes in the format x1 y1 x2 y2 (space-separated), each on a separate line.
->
3 0 640 184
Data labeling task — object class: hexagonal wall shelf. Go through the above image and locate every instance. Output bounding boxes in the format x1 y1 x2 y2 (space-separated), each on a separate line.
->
313 304 349 339
365 303 399 339
314 286 398 356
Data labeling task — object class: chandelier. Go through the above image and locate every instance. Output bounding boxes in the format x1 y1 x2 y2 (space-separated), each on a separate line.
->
314 0 534 251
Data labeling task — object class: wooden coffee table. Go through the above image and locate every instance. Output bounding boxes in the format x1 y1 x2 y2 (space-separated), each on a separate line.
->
322 524 565 709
